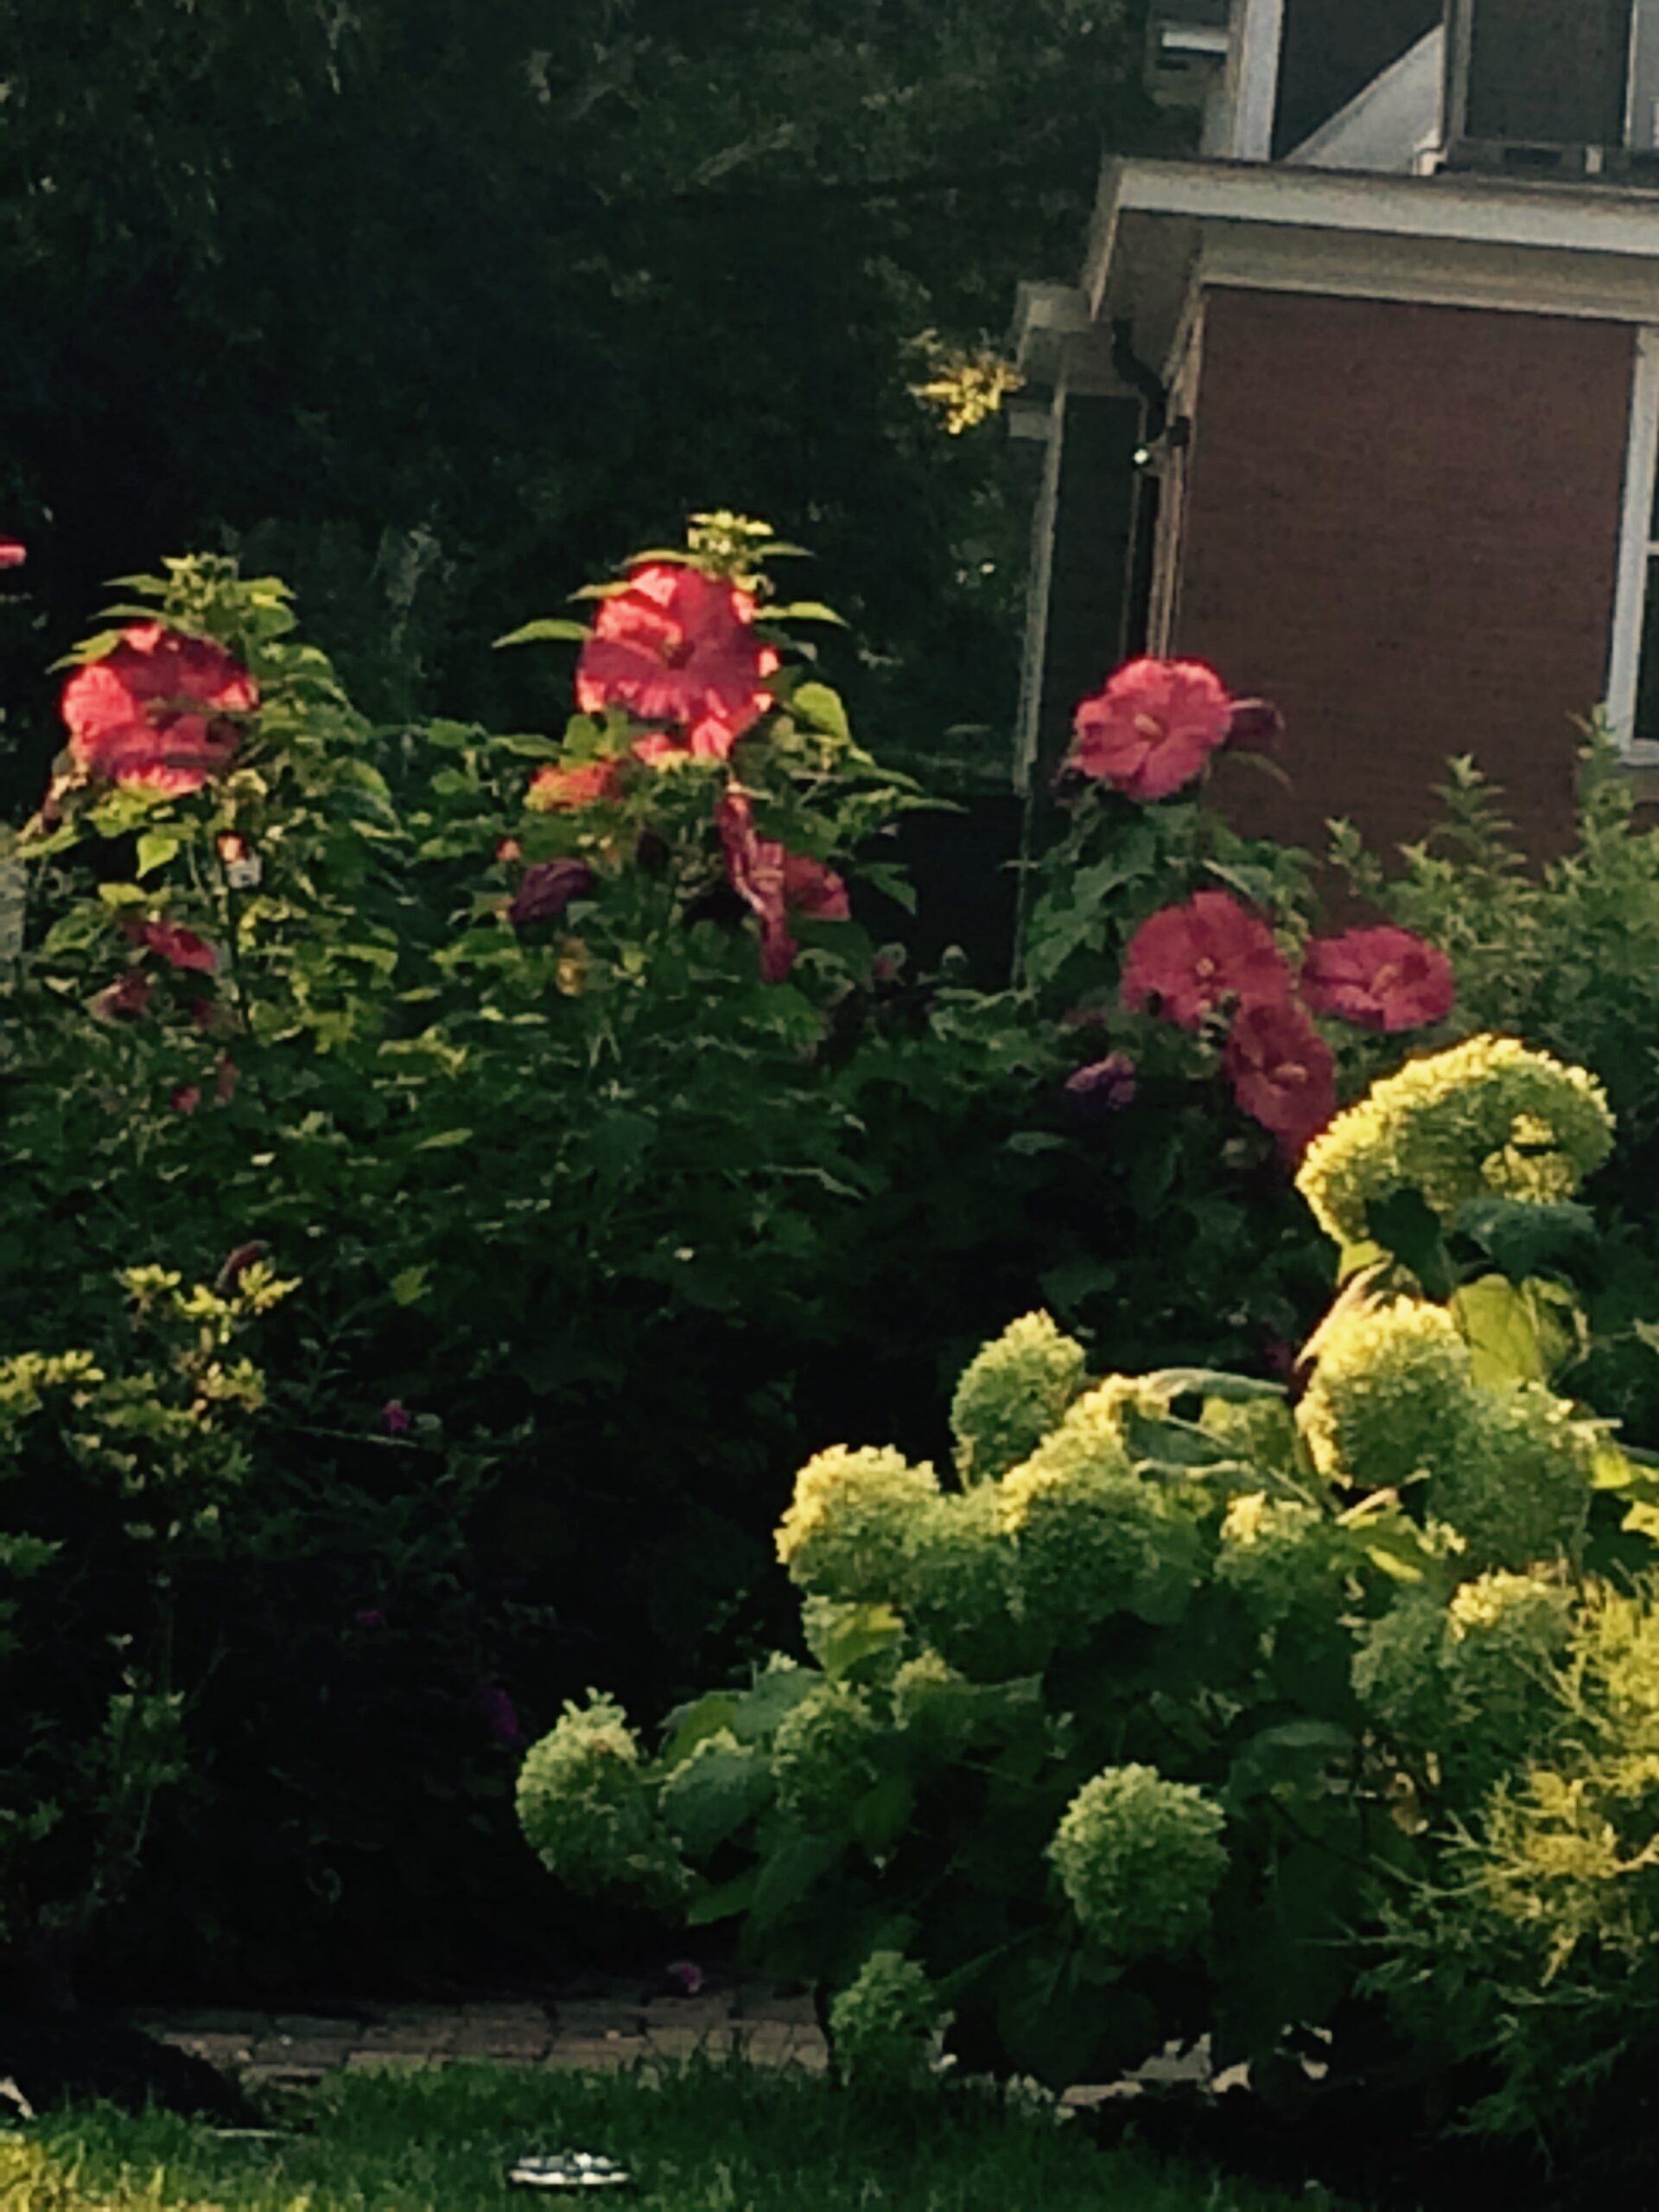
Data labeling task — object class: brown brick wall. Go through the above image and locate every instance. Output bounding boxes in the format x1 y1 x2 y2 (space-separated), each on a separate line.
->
1172 287 1634 862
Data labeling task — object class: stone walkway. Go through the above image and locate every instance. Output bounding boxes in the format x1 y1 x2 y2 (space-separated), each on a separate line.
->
133 1982 830 2094
134 1982 1222 2107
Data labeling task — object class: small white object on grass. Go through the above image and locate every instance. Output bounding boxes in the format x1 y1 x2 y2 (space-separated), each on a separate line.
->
510 2152 632 2190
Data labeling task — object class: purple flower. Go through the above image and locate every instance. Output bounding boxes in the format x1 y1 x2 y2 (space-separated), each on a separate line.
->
354 1608 387 1631
664 1960 704 1996
507 858 594 928
1225 697 1286 756
1064 1052 1138 1115
382 1400 411 1436
477 1685 524 1749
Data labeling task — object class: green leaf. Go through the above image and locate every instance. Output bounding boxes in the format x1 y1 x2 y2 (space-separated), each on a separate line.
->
1143 1369 1286 1406
815 1603 905 1683
1364 1189 1453 1300
769 601 847 626
851 1773 913 1859
731 1665 822 1743
135 832 181 879
1451 1274 1546 1388
686 1869 759 1927
658 1692 741 1770
660 1742 770 1858
415 1128 474 1151
791 683 850 744
1454 1197 1597 1281
493 617 591 648
389 1266 431 1308
749 1835 842 1930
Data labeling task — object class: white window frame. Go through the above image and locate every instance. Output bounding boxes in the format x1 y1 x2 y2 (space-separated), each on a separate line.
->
1606 324 1659 760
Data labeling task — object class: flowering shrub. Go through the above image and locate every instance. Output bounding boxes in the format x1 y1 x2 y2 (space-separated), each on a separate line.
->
0 1260 293 2008
3 515 1012 1993
518 1034 1659 2112
1011 652 1461 1380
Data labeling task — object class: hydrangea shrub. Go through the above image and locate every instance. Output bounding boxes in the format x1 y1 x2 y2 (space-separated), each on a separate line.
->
519 1033 1659 2107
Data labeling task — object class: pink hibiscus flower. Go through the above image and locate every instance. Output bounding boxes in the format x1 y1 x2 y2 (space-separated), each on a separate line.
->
61 625 257 796
1071 658 1233 802
576 564 779 760
1224 999 1337 1163
716 791 794 982
506 858 595 928
0 540 26 569
1300 926 1455 1033
526 758 624 812
781 850 850 922
1122 891 1293 1032
122 918 219 973
90 971 153 1021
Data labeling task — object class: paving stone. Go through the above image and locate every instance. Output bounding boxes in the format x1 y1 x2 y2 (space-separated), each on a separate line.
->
551 2000 649 2037
345 2052 447 2073
732 1988 817 2027
641 1997 737 2033
729 2025 827 2061
156 2032 256 2069
242 2065 327 2091
545 2037 652 2069
359 2015 461 2055
140 2011 270 2037
271 2014 364 2040
639 2026 739 2062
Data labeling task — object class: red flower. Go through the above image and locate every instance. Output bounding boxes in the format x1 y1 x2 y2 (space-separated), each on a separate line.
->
91 972 153 1020
576 564 779 760
382 1400 411 1436
122 918 219 973
61 625 257 796
1122 892 1293 1031
1224 999 1337 1162
1300 926 1455 1033
527 758 624 811
0 540 25 569
781 851 850 922
716 791 794 981
1071 658 1233 802
215 1056 239 1103
506 857 594 927
169 1084 202 1115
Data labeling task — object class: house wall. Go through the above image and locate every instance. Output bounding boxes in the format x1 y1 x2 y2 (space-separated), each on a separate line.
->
1169 285 1635 859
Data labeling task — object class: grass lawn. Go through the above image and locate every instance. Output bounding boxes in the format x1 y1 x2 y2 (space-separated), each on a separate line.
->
0 2060 1346 2212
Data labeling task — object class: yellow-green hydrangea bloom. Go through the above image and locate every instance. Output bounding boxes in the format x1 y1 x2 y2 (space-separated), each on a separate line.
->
1215 1492 1336 1629
1430 1384 1592 1573
950 1310 1088 1485
1299 1298 1475 1489
776 1445 939 1606
771 1681 881 1827
903 1484 1030 1677
1050 1764 1228 1955
1296 1036 1613 1250
828 1951 949 2091
516 1694 688 1909
999 1401 1200 1637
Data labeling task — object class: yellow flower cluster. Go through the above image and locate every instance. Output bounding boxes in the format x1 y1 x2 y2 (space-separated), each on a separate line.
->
950 1310 1087 1485
1296 1035 1613 1250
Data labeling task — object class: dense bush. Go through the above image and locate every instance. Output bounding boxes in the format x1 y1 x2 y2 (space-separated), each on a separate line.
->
7 520 1628 2016
518 1029 1659 2145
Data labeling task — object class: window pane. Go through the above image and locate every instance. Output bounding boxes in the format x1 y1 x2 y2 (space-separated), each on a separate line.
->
1636 554 1659 742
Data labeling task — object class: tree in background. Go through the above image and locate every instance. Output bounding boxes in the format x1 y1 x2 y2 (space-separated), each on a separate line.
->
0 0 1159 806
